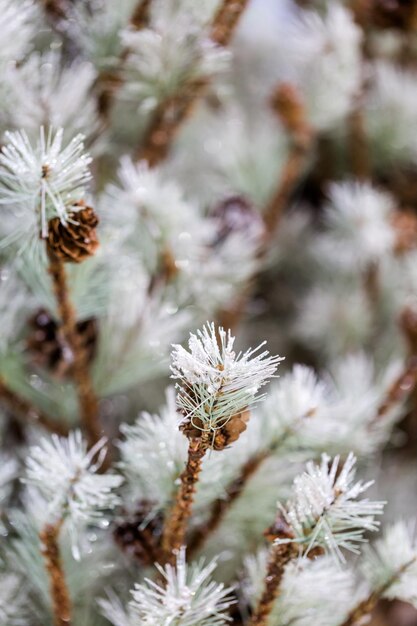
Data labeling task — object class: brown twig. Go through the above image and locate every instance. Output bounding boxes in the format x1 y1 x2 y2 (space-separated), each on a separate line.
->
48 252 101 447
248 542 297 626
135 78 208 166
340 559 416 626
211 0 250 46
218 84 313 330
375 356 417 421
188 450 268 555
263 83 313 236
136 0 249 166
131 0 152 29
40 521 72 626
348 106 371 181
0 377 69 436
161 434 210 563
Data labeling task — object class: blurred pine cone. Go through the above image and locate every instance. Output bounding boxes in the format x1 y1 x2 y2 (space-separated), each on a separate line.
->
26 308 97 377
113 502 164 566
46 204 99 263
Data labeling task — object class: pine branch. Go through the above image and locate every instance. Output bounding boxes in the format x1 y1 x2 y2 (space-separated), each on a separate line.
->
97 0 153 120
131 0 152 29
218 83 313 330
211 0 250 46
40 521 72 626
48 252 101 448
0 377 69 436
161 433 210 563
348 106 371 181
339 558 416 626
263 83 313 235
136 0 250 166
248 542 297 626
188 450 268 555
135 78 208 166
374 356 417 421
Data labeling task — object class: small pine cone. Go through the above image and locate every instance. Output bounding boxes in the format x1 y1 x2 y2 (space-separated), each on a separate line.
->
180 410 250 450
46 205 99 263
211 196 265 246
113 502 164 565
26 308 97 378
212 410 250 451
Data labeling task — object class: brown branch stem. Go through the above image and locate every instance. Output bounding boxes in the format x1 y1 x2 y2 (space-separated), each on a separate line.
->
48 252 101 447
339 559 416 626
135 78 208 166
131 0 152 29
348 106 371 181
375 356 417 421
0 377 69 436
161 435 210 563
40 521 72 626
188 450 268 555
248 543 297 626
211 0 250 46
263 133 312 236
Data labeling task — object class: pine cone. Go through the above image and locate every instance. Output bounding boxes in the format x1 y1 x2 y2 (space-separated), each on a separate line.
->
26 308 97 378
211 196 265 246
46 205 99 263
180 409 250 450
113 502 164 565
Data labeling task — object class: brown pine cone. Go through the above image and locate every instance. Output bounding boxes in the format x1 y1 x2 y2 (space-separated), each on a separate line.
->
180 409 250 450
113 502 164 565
46 205 99 263
26 308 97 378
211 196 265 246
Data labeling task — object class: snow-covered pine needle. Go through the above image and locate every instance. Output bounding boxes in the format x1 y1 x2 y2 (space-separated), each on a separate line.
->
171 322 283 438
24 431 123 537
361 521 417 606
0 127 92 247
276 453 384 562
130 548 235 626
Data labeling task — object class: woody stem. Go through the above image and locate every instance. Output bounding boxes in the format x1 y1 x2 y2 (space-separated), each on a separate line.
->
248 543 296 626
48 252 101 447
136 0 249 167
40 520 72 626
188 450 268 555
161 435 210 564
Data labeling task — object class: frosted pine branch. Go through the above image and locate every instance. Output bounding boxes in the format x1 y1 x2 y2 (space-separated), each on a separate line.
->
24 431 123 537
171 322 283 441
0 127 91 245
277 453 384 561
100 548 235 626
